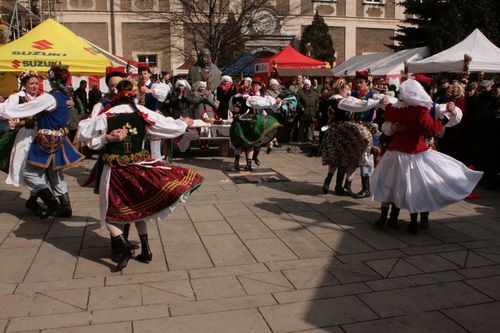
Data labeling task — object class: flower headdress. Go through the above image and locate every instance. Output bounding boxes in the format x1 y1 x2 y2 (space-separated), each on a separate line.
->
19 70 38 84
47 64 73 94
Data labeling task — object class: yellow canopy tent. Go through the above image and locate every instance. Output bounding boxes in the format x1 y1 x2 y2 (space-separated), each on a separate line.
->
0 18 112 76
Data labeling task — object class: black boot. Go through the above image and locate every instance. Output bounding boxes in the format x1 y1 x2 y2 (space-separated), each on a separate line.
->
245 159 253 171
408 213 419 235
136 234 153 263
354 175 371 198
334 170 346 195
375 206 389 229
25 195 46 217
323 173 333 194
123 224 139 250
234 155 241 171
420 212 429 230
56 192 72 218
388 206 400 229
252 149 261 167
113 234 134 271
342 180 355 197
38 188 61 219
111 224 137 256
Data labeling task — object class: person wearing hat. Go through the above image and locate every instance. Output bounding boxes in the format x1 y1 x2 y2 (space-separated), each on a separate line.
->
78 66 138 255
373 80 482 234
0 70 47 216
296 78 319 143
216 75 236 120
78 79 203 271
0 64 85 219
136 63 170 160
265 78 282 153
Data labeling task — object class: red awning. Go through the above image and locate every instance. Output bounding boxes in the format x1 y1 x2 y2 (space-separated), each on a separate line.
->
261 44 325 68
277 67 333 77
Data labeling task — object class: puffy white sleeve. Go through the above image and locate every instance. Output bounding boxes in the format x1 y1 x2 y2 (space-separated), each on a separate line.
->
435 103 463 128
381 122 393 136
151 83 170 103
338 96 381 113
0 94 56 119
77 115 109 150
137 105 187 139
90 102 103 119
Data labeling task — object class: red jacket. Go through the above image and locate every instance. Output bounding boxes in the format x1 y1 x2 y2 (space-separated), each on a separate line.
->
385 104 446 154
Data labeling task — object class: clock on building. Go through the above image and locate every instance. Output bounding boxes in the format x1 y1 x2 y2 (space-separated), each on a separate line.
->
252 8 278 35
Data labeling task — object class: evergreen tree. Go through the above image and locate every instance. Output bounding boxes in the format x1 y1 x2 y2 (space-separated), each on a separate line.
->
393 0 500 55
299 12 335 65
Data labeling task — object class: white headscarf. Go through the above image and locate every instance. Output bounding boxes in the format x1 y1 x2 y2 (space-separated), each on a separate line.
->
303 79 311 86
269 79 279 86
175 79 191 91
193 81 207 91
221 75 233 84
243 77 252 85
398 79 433 109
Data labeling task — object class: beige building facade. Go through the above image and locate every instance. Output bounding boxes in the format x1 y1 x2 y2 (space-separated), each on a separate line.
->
2 0 406 73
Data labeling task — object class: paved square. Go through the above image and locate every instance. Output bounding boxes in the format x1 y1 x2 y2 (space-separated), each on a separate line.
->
0 149 499 332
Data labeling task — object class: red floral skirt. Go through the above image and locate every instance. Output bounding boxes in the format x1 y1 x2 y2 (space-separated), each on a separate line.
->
105 160 203 223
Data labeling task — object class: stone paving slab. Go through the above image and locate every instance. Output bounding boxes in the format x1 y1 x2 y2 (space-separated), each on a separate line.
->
0 152 499 332
133 308 271 333
443 302 500 333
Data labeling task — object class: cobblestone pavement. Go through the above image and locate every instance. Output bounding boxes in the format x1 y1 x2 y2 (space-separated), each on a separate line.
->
1 148 499 333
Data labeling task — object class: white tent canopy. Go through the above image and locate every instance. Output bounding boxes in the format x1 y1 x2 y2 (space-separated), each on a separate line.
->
407 29 500 73
369 47 428 75
332 52 390 76
332 47 428 76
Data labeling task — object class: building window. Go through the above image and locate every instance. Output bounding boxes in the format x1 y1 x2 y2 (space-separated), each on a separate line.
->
364 0 384 4
137 54 158 67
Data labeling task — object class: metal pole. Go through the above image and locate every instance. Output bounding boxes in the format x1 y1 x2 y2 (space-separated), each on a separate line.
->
110 0 116 54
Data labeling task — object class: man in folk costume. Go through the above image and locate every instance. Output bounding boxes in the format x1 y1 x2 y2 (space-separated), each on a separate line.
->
373 79 481 234
135 63 170 159
0 64 85 218
350 70 379 199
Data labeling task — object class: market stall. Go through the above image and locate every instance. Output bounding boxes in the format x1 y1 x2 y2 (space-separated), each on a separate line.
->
407 29 500 73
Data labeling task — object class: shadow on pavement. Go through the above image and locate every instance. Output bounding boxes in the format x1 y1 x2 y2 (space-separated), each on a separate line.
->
254 193 500 332
7 192 115 272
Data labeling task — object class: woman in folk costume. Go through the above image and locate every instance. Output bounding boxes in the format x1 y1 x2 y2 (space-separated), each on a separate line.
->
216 75 236 120
321 79 379 195
0 70 46 216
229 90 281 171
78 80 203 270
378 74 464 229
373 79 482 234
0 64 85 219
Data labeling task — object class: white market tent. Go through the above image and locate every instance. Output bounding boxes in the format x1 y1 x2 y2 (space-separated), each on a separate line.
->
370 47 428 75
407 29 500 73
332 47 428 77
332 52 390 76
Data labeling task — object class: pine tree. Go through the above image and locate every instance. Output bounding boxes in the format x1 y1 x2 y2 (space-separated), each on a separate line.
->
393 0 500 54
299 12 335 65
